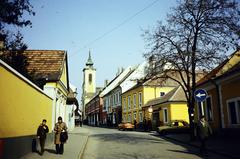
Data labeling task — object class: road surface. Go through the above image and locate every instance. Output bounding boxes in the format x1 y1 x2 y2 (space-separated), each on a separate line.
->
82 126 227 159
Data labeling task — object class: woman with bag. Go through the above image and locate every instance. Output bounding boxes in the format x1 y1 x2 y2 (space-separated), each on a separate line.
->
54 116 68 154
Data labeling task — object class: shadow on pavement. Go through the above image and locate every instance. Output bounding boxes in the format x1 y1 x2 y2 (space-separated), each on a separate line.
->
167 149 199 155
89 133 167 144
155 135 203 156
150 133 233 159
45 148 56 154
114 152 161 159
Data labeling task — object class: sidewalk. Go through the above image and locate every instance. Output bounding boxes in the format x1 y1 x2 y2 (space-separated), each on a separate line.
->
20 127 89 159
163 133 240 159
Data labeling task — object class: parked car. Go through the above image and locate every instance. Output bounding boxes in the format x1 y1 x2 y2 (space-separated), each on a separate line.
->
118 122 134 131
157 120 189 135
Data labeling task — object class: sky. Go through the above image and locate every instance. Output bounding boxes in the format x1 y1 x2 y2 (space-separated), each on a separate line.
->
21 0 176 102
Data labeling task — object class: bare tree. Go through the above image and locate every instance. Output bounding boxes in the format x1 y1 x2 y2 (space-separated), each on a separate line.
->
0 0 35 79
143 0 240 138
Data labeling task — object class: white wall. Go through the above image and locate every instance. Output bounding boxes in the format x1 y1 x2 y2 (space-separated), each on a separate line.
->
66 104 75 130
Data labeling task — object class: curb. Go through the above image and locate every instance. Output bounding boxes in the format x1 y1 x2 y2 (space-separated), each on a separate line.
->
164 135 238 159
78 133 89 159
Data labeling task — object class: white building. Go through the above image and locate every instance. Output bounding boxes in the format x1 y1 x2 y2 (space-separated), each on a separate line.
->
120 61 149 94
66 83 79 130
100 66 134 125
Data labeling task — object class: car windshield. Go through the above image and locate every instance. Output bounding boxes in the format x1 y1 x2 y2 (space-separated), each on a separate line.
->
173 122 179 126
169 121 189 126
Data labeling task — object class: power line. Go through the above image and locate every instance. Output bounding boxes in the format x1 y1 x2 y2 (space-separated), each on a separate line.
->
69 0 160 58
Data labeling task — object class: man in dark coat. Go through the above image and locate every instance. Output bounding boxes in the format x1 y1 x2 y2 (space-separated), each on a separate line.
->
197 115 212 156
134 119 137 130
143 118 147 132
37 119 49 155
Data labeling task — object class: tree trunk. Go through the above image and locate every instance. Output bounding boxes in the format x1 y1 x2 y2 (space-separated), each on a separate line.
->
189 28 199 140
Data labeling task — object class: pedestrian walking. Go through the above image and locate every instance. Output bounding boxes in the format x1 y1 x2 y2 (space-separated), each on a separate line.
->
37 119 49 155
80 120 82 127
134 119 137 130
143 118 147 131
197 115 212 156
54 116 68 154
147 118 152 131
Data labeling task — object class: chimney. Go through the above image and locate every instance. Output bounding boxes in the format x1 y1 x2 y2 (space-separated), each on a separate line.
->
121 67 124 72
116 68 121 76
104 80 109 87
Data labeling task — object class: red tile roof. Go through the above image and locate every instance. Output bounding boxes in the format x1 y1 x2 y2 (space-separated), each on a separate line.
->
197 50 240 86
22 50 67 81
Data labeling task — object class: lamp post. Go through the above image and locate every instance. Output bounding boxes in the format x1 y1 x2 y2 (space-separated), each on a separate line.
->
148 106 153 121
148 106 153 131
148 106 153 113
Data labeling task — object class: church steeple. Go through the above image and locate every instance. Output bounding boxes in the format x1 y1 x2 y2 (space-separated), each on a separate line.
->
82 50 96 120
86 50 93 66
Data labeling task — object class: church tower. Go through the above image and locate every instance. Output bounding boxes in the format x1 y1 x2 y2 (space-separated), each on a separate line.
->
82 51 96 120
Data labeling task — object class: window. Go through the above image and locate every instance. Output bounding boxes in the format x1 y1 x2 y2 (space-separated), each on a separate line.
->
119 92 121 103
205 96 213 121
111 95 113 106
106 98 108 109
133 112 137 120
108 97 110 108
123 98 126 111
227 99 240 125
124 115 126 122
163 108 168 123
103 99 106 110
160 92 165 97
139 112 143 122
128 96 131 110
128 114 132 122
133 94 136 108
114 94 116 105
139 92 142 108
88 74 92 84
116 93 119 104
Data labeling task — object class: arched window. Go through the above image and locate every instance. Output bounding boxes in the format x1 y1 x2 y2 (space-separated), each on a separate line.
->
89 74 92 84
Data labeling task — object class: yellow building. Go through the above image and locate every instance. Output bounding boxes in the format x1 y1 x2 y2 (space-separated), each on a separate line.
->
144 86 188 130
0 60 53 138
0 49 70 158
195 50 240 131
122 78 177 126
0 59 53 158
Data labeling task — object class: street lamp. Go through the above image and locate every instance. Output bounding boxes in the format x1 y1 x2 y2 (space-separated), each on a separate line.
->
148 106 153 113
147 106 153 131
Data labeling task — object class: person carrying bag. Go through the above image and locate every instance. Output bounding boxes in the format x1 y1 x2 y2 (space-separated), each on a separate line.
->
60 130 68 143
54 116 68 154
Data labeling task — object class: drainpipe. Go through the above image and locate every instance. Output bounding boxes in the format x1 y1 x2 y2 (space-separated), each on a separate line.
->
210 78 224 130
